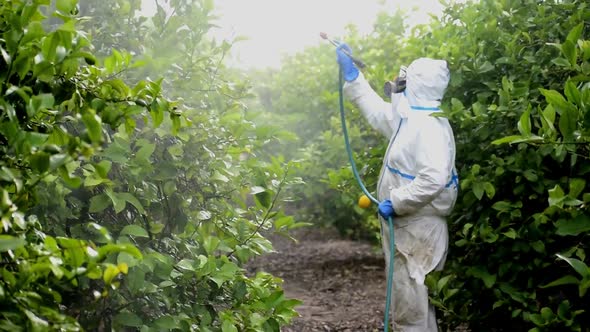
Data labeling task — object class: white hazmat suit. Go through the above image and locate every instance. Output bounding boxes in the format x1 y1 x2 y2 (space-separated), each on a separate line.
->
343 58 458 332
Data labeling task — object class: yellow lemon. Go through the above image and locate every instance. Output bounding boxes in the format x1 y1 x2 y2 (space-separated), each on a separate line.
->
358 195 372 209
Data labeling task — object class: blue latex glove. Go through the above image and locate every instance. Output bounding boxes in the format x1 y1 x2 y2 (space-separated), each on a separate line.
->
336 43 359 82
378 199 395 219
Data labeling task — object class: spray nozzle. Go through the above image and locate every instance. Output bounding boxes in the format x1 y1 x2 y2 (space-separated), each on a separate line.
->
320 32 367 69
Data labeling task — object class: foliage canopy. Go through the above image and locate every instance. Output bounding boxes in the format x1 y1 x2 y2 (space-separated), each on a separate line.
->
0 0 302 330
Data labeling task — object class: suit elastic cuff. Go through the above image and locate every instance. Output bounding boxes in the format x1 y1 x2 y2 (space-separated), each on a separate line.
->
343 72 367 99
389 190 404 216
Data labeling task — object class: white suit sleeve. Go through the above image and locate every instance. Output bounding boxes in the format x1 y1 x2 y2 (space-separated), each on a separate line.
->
390 118 453 215
343 72 401 138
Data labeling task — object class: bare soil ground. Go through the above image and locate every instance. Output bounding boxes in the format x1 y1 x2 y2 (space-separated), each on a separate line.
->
248 228 388 332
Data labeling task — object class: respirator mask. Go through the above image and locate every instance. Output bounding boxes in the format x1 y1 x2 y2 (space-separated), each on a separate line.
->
383 66 407 97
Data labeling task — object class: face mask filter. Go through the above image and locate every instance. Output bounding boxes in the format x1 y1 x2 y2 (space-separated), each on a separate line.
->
383 66 407 96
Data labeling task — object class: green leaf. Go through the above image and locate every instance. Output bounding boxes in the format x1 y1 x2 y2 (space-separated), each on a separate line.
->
221 320 238 332
30 152 50 173
0 235 25 252
249 313 266 327
551 57 571 67
517 106 531 136
502 228 517 239
437 275 452 291
120 225 149 238
127 267 145 294
469 266 496 288
89 194 111 213
558 106 578 140
568 178 586 198
119 193 145 214
540 275 579 288
84 176 109 187
211 170 229 183
57 238 87 266
451 98 465 112
561 40 577 66
56 0 77 13
529 314 545 327
215 260 239 286
523 170 538 182
555 215 590 236
117 252 139 268
154 316 178 329
0 46 11 65
564 80 581 106
114 312 143 327
255 191 272 208
556 254 590 278
540 307 554 321
135 143 155 161
14 54 31 80
176 259 195 271
499 283 526 303
477 61 494 73
82 112 103 144
163 181 176 195
150 110 164 127
49 154 68 170
103 264 121 284
483 182 495 199
580 278 590 297
95 160 112 178
548 185 565 208
539 89 571 114
88 222 113 242
531 241 545 253
274 216 294 229
557 301 571 320
491 135 522 145
264 290 286 309
1 190 12 211
566 23 584 44
582 40 590 62
98 243 142 260
24 309 49 332
171 115 180 134
492 201 512 212
1 269 16 287
28 93 54 116
540 104 556 133
106 190 126 213
250 186 266 195
203 236 220 255
472 182 484 200
79 51 97 65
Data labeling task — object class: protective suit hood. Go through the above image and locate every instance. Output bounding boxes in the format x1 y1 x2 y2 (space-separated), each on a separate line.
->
405 58 450 107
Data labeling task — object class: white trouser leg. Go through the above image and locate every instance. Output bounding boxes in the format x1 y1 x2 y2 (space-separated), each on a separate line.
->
381 218 443 332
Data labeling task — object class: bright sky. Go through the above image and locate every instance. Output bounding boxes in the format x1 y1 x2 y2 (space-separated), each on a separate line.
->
142 0 444 69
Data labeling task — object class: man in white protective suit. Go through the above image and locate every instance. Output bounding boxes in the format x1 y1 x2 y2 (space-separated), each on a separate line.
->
336 43 458 332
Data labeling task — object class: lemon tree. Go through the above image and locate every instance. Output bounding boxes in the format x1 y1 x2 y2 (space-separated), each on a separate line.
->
0 0 303 330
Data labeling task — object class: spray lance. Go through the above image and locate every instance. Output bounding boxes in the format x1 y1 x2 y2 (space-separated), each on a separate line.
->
320 32 396 332
320 32 407 97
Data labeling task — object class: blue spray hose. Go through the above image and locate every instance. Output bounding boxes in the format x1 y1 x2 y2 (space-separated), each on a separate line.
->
337 70 395 332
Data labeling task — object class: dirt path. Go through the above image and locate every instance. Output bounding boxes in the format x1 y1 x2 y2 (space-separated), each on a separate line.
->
248 228 388 332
